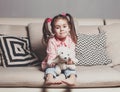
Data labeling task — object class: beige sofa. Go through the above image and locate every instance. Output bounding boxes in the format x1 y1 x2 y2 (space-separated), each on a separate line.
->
0 18 120 92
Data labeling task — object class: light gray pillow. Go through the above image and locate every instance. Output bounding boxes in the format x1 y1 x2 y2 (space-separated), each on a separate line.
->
75 30 112 66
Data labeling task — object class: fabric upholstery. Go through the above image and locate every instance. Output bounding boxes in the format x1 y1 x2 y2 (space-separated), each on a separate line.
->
0 66 120 88
105 19 120 25
0 18 45 26
76 26 99 34
76 66 120 87
0 67 45 87
0 24 27 37
0 18 120 90
28 23 47 61
99 23 120 66
0 25 28 67
75 18 104 26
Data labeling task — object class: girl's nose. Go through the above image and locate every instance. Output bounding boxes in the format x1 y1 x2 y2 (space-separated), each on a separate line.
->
60 27 64 31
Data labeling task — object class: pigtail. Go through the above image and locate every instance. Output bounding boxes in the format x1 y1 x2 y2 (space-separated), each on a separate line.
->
66 13 77 44
42 18 52 44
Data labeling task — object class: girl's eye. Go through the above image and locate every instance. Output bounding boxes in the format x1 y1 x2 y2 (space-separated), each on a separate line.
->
55 26 59 29
63 25 67 28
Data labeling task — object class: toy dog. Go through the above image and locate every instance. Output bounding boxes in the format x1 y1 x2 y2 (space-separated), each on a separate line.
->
48 46 78 75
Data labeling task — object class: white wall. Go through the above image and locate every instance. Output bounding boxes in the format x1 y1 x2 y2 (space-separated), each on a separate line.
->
0 0 120 18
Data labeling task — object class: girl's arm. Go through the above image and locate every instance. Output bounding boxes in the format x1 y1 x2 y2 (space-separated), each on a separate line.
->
46 39 57 65
69 40 78 64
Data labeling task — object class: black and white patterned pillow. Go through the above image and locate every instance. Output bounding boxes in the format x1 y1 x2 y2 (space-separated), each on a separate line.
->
0 36 38 67
75 30 112 66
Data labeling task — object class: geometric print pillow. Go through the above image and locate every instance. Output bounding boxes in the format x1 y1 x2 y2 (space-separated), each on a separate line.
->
75 30 112 66
0 47 3 66
0 36 38 67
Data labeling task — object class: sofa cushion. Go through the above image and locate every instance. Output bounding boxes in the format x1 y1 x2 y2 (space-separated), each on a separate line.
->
76 66 120 87
75 30 111 66
0 66 45 87
113 65 120 72
1 66 120 88
99 23 120 66
76 26 99 35
105 19 120 25
0 18 45 26
0 66 66 87
28 23 47 62
0 36 38 67
0 24 27 37
75 18 104 26
0 25 28 67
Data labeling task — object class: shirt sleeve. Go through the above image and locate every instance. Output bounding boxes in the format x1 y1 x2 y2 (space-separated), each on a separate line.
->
69 39 78 64
69 40 75 57
46 39 57 64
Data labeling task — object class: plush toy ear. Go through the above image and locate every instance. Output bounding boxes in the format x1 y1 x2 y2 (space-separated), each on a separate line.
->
57 50 60 55
57 48 61 55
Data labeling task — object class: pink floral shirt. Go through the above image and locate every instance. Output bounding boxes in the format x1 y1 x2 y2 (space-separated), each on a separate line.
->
41 36 76 70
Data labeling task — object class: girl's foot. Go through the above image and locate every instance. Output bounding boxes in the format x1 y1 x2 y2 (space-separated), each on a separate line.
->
45 78 62 85
45 74 62 85
62 74 76 86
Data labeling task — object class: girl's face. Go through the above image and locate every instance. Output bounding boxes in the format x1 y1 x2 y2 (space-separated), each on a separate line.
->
54 19 70 40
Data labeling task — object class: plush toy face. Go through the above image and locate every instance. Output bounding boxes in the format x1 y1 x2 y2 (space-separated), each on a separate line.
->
57 46 71 62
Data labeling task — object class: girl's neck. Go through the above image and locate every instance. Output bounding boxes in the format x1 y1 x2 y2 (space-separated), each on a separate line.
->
55 36 67 42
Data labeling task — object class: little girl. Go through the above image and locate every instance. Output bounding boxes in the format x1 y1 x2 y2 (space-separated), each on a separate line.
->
41 13 77 86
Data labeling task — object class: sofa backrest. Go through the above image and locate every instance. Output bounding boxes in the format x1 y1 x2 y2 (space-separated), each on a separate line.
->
75 18 104 26
104 19 120 25
28 18 105 61
0 25 27 37
0 18 44 26
0 18 104 26
0 18 105 62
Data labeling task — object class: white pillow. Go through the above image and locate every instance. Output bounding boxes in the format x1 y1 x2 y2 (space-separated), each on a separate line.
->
99 23 120 66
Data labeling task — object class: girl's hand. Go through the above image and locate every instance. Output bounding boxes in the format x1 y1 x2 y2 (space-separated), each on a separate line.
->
67 59 74 65
48 62 56 67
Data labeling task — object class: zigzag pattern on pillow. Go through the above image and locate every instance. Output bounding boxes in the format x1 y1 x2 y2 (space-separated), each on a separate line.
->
75 30 112 66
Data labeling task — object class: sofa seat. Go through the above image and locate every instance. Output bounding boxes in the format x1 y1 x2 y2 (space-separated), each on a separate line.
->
112 65 120 72
76 66 120 87
0 66 120 88
0 18 120 92
0 66 45 87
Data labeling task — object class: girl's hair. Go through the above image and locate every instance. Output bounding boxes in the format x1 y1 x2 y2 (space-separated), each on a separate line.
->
42 13 77 44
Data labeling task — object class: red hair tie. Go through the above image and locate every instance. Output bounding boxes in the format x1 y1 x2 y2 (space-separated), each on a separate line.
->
47 18 52 23
61 13 66 16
